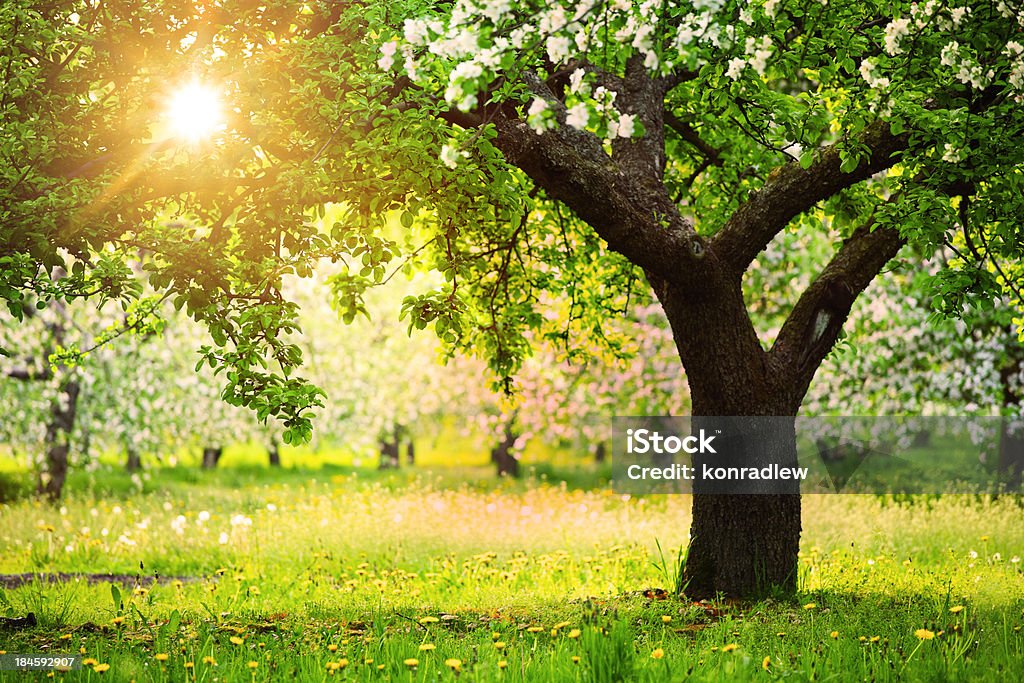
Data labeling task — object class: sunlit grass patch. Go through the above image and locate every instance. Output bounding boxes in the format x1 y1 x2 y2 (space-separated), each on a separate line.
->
0 472 1022 680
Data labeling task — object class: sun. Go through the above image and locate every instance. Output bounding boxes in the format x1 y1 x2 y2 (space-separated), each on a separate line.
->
165 80 225 144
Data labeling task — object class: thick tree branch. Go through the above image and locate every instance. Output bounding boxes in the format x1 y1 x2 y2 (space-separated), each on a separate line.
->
770 215 906 400
489 72 709 288
711 120 908 275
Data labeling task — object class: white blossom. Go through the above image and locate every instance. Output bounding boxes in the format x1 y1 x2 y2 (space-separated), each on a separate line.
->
859 59 890 89
941 41 960 67
403 19 429 45
565 102 589 129
883 18 911 56
440 143 468 169
726 57 746 80
546 34 572 63
616 113 636 138
378 41 398 71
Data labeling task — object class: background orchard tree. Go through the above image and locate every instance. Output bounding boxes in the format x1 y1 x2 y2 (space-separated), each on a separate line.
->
3 0 1024 596
455 298 690 475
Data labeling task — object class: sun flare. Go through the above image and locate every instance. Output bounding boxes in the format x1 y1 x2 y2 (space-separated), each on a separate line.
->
166 81 224 144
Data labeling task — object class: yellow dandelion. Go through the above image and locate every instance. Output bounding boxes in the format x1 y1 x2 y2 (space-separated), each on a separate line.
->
59 634 72 641
776 632 786 637
567 629 581 639
419 643 436 651
445 658 462 671
230 636 244 645
859 636 867 642
494 641 506 650
248 586 260 595
93 663 110 674
572 656 581 664
651 648 665 659
949 605 965 614
155 653 169 662
661 615 672 623
184 662 194 669
377 664 385 671
870 636 881 643
492 632 501 641
803 602 817 610
762 656 771 670
328 644 338 653
202 656 217 665
498 660 508 669
527 626 544 633
337 659 349 669
915 629 935 640
364 658 374 665
419 616 440 625
82 658 98 667
553 621 571 630
404 658 419 668
111 617 125 626
722 643 740 653
247 660 258 669
830 631 839 639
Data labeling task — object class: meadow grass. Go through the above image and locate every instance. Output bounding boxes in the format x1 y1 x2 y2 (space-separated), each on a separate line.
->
0 461 1022 681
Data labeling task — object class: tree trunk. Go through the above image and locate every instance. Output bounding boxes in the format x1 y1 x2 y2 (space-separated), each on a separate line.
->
686 417 801 598
998 354 1024 489
37 377 80 501
594 441 607 463
491 421 520 477
656 277 802 599
378 426 400 469
268 441 281 467
125 447 141 472
202 446 222 469
406 439 415 466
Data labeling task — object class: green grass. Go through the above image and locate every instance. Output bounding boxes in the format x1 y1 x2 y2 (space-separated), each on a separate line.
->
0 461 1022 682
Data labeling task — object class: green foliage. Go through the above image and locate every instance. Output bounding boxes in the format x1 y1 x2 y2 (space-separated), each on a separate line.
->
2 0 1023 441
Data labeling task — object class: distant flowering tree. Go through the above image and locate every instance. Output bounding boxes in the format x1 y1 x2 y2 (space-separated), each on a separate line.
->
3 1 1023 595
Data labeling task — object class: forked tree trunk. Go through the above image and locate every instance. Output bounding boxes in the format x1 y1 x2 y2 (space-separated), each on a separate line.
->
657 276 802 599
